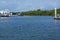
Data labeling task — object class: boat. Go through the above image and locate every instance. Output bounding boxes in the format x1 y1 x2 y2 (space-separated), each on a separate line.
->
18 13 24 16
54 8 60 20
0 9 12 17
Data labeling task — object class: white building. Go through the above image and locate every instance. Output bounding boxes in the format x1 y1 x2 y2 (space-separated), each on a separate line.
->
0 10 12 17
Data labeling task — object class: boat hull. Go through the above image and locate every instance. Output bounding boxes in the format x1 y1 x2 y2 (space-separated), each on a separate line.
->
0 13 12 17
54 18 60 20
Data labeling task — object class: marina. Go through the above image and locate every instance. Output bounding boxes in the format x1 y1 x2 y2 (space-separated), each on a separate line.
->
0 10 12 17
0 0 60 40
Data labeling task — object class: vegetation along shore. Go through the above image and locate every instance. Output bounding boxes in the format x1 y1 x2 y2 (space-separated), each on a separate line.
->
12 8 60 16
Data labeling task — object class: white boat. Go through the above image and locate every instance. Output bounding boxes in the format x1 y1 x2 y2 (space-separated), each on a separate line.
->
0 10 12 17
54 8 60 19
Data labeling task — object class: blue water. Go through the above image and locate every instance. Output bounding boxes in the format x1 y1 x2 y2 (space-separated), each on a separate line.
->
0 16 60 40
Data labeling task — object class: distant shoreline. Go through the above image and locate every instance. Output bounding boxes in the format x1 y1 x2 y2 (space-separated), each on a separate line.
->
12 8 60 16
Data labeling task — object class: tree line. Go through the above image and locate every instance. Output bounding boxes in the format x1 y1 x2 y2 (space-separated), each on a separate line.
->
12 8 60 16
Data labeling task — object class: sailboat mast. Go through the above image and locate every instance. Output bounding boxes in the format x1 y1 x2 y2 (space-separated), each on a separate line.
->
55 8 57 18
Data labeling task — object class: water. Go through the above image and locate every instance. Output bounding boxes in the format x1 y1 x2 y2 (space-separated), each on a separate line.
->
0 16 60 40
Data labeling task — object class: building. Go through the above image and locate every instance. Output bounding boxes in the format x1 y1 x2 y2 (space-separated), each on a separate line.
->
0 10 12 17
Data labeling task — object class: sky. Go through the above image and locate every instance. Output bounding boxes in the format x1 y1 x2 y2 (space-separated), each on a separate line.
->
0 0 60 12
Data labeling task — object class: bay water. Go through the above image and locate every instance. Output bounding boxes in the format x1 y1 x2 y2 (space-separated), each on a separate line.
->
0 16 60 40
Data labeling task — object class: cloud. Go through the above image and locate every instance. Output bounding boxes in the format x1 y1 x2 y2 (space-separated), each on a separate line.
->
0 0 60 11
47 0 60 8
15 0 60 11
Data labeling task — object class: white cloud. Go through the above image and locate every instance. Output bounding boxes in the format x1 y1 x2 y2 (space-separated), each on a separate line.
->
47 0 60 8
0 0 60 11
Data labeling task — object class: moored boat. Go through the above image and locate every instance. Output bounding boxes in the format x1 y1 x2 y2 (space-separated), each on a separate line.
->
54 8 60 20
0 10 12 17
